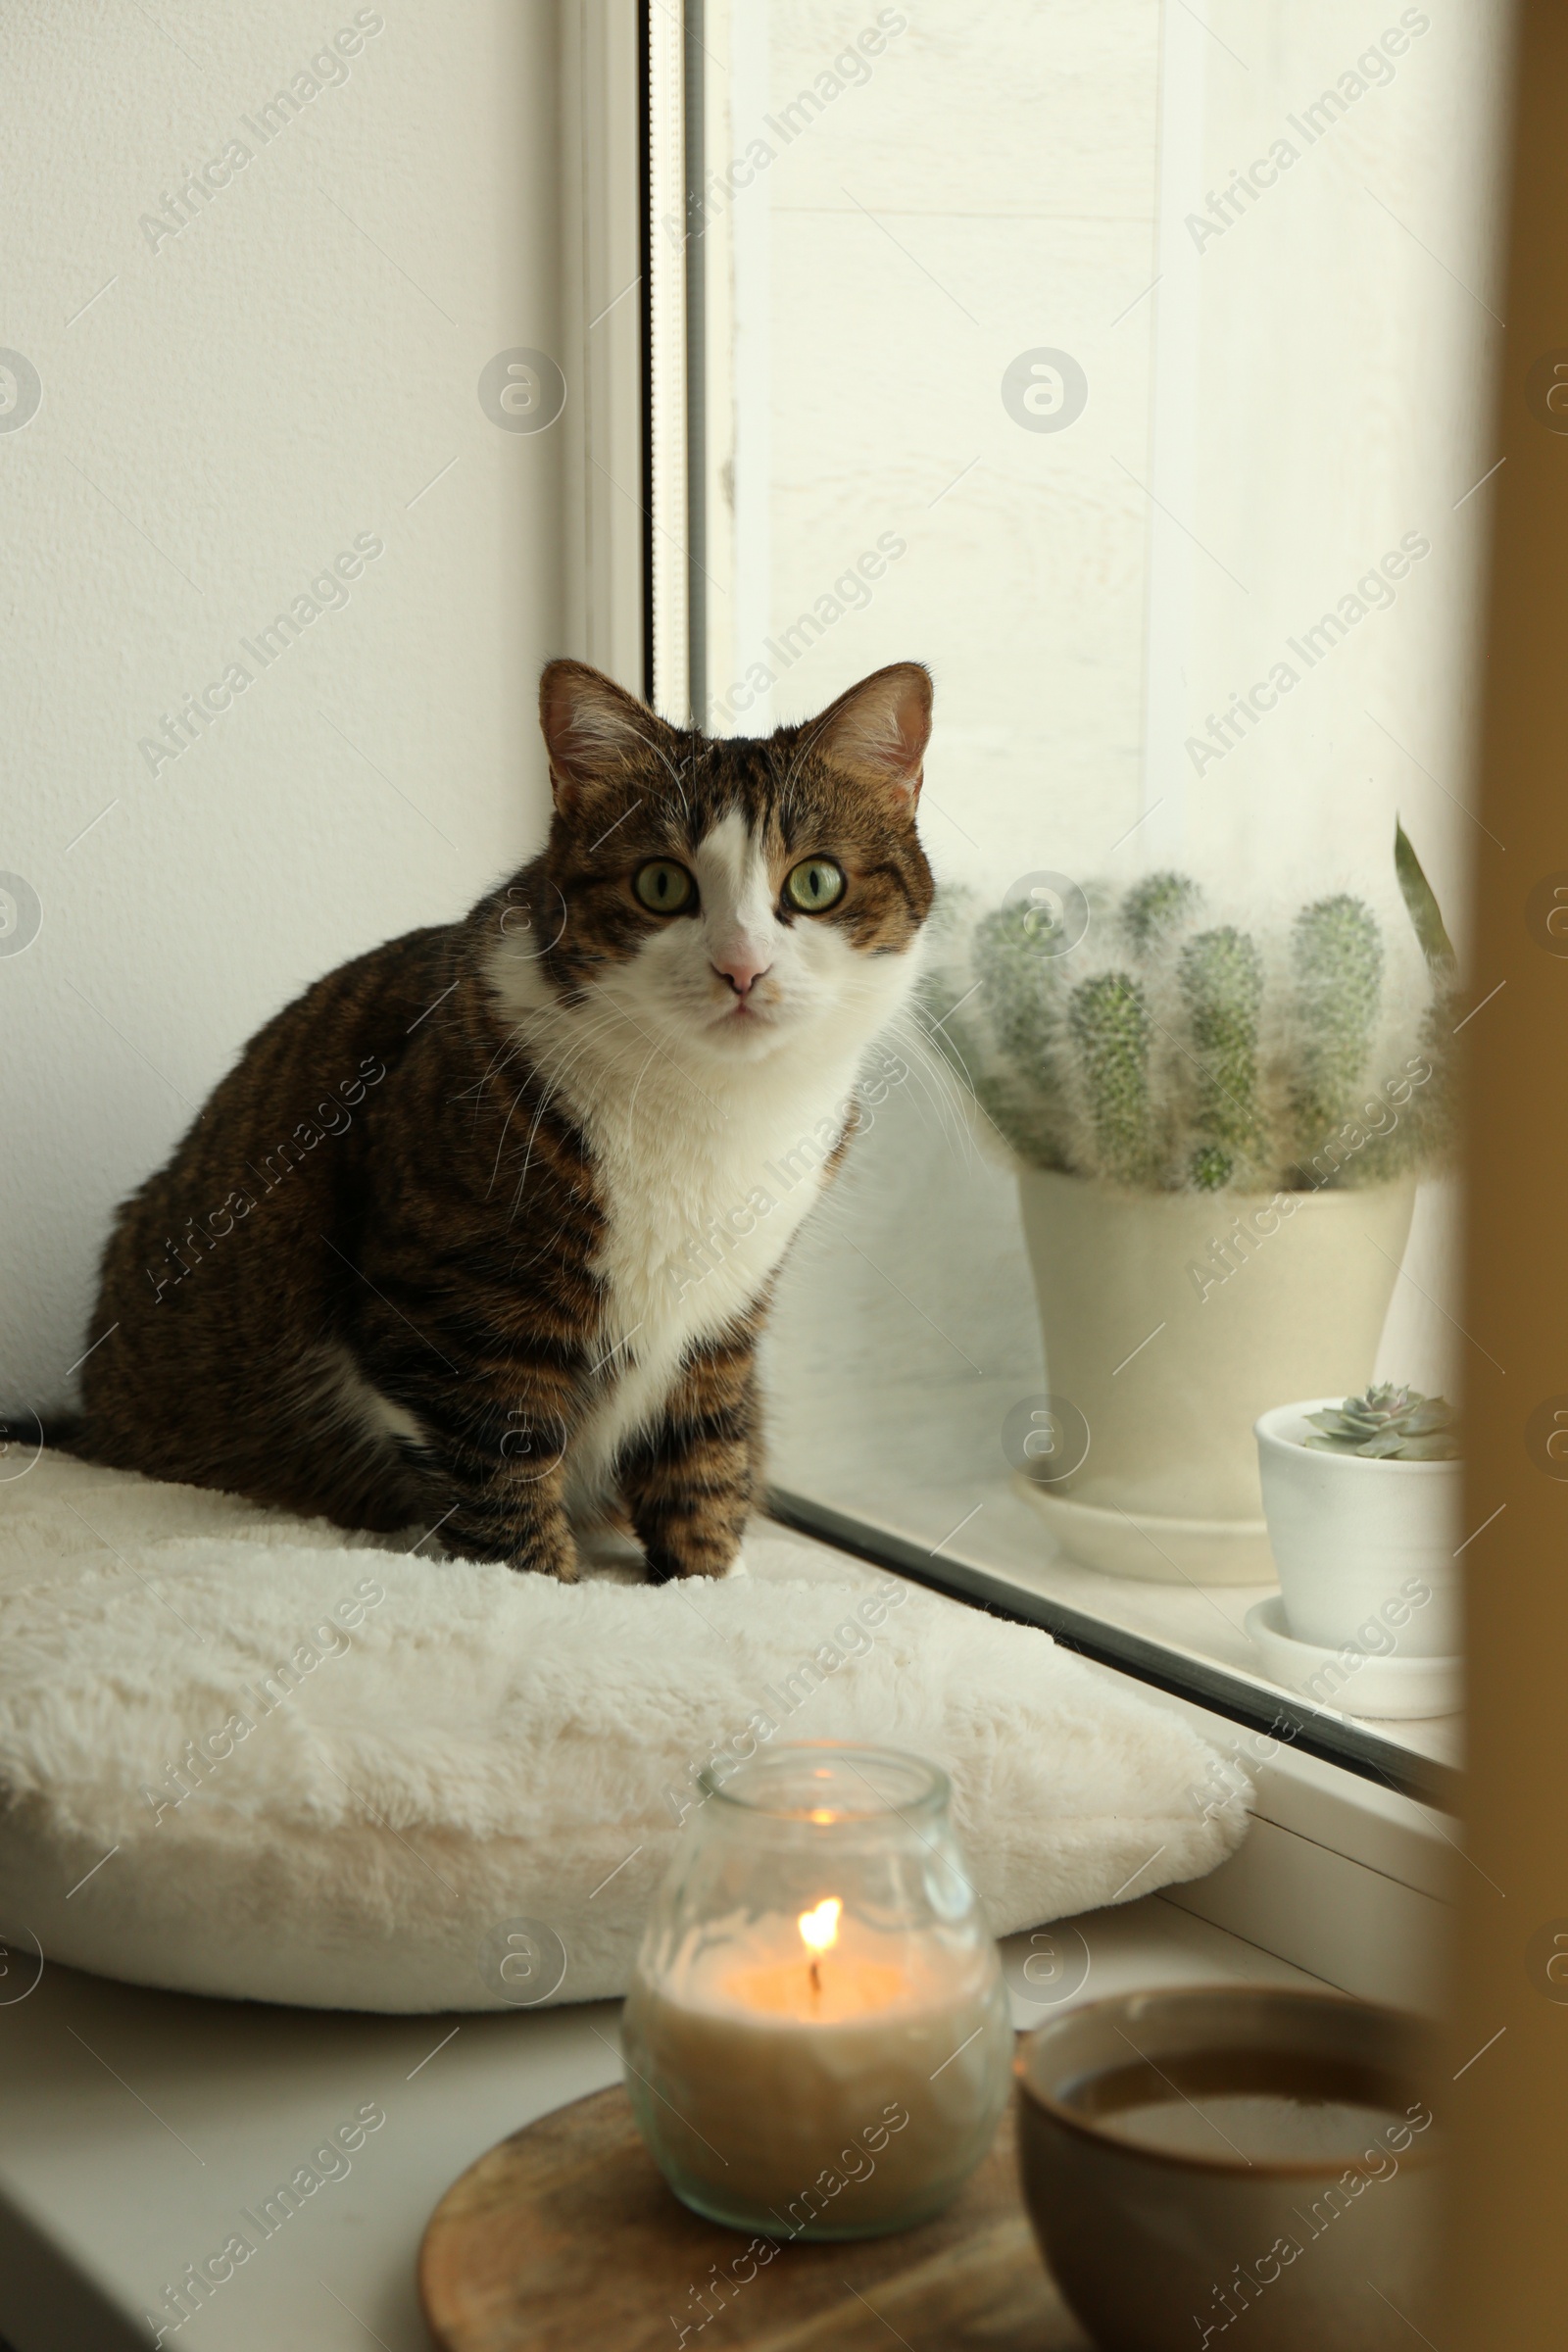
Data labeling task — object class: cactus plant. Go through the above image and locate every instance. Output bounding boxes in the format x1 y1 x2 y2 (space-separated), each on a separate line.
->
1289 895 1384 1173
1122 870 1202 955
972 906 1064 1088
925 824 1456 1196
968 906 1075 1168
1179 926 1265 1191
1300 1384 1460 1461
1067 971 1154 1187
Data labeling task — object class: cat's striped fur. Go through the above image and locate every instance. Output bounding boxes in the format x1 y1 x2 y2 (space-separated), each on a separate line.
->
63 660 935 1580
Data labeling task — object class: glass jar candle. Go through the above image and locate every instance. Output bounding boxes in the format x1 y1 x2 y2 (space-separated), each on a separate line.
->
621 1742 1011 2240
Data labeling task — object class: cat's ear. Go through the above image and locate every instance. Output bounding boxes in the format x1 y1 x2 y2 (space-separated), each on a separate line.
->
538 661 670 809
810 662 932 810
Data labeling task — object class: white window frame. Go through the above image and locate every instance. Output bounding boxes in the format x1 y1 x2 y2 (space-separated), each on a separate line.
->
558 0 647 696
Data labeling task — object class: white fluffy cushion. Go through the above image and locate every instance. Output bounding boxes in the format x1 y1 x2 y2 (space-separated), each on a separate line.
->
0 1453 1250 2012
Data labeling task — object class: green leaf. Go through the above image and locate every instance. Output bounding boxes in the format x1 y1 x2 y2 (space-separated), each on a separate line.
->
1399 1397 1455 1436
1395 820 1457 973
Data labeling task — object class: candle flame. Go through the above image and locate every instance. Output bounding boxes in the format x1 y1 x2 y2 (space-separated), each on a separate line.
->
797 1896 842 1954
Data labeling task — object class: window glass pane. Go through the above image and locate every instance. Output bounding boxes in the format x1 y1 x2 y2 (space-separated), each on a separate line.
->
681 1 1506 1790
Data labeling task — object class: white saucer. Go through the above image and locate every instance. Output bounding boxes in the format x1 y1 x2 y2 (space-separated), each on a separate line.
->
1243 1595 1461 1719
1012 1475 1275 1585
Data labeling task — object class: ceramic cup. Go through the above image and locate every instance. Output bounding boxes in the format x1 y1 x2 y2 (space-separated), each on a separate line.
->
1015 1985 1443 2352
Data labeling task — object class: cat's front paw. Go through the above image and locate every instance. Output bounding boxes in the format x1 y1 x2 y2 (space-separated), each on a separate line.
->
642 1535 743 1584
506 1532 579 1581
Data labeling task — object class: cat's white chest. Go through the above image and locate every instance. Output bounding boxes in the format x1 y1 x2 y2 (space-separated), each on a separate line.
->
563 1050 853 1499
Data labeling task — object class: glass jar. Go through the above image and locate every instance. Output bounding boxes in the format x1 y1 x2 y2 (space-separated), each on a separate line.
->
621 1741 1012 2240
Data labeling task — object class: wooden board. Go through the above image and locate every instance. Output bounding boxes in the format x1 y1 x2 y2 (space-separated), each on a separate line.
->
418 2080 1094 2352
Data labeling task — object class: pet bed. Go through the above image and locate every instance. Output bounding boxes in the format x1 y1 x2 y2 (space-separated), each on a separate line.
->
0 1451 1250 2011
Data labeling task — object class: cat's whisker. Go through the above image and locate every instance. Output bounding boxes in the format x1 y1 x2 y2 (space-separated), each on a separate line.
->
484 1031 595 1205
463 1016 536 1102
623 724 694 820
909 1012 1019 1160
492 1013 628 1173
623 1041 663 1128
903 998 988 1104
503 1005 641 1221
884 1010 981 1163
869 1006 958 1133
772 705 837 811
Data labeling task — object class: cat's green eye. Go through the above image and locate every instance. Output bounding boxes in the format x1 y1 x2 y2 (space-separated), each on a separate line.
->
633 859 696 915
784 858 846 914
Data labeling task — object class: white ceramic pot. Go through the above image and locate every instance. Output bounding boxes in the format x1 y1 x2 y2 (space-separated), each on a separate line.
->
1253 1399 1462 1656
1013 1169 1417 1584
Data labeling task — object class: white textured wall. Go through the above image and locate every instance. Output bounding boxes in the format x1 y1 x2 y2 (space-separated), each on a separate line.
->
1 2 572 1408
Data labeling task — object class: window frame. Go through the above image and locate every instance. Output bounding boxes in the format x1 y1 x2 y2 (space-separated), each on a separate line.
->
638 0 1469 1820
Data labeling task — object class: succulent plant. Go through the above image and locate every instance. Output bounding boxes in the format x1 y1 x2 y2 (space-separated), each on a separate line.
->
1300 1384 1460 1460
924 825 1456 1196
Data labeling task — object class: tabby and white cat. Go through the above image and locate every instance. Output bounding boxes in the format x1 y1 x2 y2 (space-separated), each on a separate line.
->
64 659 935 1579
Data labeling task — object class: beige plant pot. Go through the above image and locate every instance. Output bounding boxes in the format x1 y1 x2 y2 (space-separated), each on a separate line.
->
1013 1168 1418 1584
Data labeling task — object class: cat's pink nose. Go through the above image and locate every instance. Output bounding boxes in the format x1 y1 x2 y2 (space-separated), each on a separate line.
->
711 948 771 997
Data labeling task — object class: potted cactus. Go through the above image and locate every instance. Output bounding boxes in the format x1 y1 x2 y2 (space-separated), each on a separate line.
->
1254 1387 1462 1655
929 828 1459 1584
